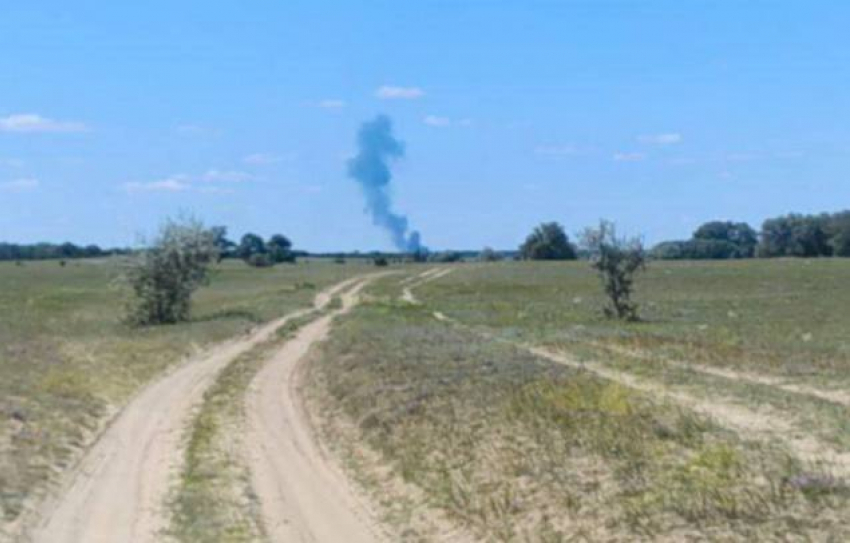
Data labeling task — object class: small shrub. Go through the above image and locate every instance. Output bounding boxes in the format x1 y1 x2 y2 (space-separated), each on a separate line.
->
374 256 389 267
581 220 645 321
246 253 274 268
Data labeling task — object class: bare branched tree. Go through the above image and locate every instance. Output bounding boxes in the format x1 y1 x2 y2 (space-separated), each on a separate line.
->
581 220 645 321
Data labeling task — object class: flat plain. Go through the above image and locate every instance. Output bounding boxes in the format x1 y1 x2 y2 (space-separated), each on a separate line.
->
3 258 850 541
304 259 850 541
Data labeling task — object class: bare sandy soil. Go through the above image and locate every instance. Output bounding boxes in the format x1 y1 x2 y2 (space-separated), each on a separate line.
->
243 277 387 542
25 277 364 543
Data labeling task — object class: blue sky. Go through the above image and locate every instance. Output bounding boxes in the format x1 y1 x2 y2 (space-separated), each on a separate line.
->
1 1 849 251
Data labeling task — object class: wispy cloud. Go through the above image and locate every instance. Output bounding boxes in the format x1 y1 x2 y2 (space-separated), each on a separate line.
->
0 158 25 168
637 133 682 145
200 169 254 183
124 169 254 193
316 99 346 109
243 152 295 165
423 115 451 127
423 115 471 128
0 178 39 192
613 152 646 162
0 114 88 134
124 175 191 193
375 85 425 100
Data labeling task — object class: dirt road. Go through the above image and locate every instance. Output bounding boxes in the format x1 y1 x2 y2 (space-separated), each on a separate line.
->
401 267 453 304
244 278 385 543
27 277 364 543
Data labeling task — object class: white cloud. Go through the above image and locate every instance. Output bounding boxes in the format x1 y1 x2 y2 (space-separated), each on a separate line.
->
0 178 39 192
0 114 88 134
124 175 191 193
423 115 472 128
423 115 451 127
375 85 425 100
637 133 682 145
613 152 646 162
317 99 346 109
243 152 295 165
123 169 253 193
201 169 254 183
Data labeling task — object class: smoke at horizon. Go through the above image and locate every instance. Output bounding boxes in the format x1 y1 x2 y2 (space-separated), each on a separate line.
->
347 115 423 252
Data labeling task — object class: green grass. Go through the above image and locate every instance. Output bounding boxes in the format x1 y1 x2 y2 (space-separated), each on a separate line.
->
304 264 850 540
0 257 368 525
417 259 850 379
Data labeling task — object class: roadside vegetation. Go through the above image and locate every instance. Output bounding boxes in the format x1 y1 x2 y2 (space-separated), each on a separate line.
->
0 258 367 530
305 273 850 540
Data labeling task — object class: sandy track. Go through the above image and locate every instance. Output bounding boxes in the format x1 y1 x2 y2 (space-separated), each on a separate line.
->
430 310 850 477
27 278 362 543
593 342 850 407
244 278 385 543
401 267 453 304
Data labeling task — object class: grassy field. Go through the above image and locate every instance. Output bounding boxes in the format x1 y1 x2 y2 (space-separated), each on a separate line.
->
304 260 850 541
0 257 368 526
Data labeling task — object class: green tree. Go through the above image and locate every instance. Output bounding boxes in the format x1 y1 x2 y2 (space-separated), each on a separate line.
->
827 211 850 257
758 214 832 257
125 217 218 325
210 226 235 261
519 222 577 260
237 233 266 262
267 234 295 263
581 220 645 321
693 221 758 257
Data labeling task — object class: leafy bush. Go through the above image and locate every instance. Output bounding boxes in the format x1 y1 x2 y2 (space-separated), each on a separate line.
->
519 222 577 260
479 246 502 262
124 217 218 325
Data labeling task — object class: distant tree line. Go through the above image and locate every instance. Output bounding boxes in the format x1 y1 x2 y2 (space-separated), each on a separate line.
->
652 210 850 260
0 242 127 261
211 226 300 267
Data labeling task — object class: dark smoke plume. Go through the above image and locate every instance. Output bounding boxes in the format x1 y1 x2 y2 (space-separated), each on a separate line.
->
347 115 423 252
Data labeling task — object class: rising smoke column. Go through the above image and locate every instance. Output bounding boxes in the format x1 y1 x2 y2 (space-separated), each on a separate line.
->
347 115 423 252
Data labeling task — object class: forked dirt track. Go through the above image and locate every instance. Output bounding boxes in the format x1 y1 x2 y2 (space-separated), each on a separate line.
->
401 267 454 304
244 277 386 542
26 276 367 543
428 304 850 477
